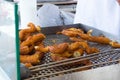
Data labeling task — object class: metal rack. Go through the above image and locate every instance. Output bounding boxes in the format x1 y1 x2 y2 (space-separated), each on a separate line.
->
37 0 77 13
23 24 120 80
24 34 120 80
25 49 120 80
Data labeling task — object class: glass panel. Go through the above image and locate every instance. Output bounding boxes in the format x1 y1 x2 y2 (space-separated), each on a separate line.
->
0 0 17 80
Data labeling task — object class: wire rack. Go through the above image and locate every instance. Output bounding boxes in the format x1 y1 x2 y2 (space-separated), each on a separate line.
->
23 34 120 80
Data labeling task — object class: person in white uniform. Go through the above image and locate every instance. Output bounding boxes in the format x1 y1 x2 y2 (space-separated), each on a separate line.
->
74 0 120 38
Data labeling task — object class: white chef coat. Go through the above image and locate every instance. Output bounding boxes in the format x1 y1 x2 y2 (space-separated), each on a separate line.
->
74 0 120 38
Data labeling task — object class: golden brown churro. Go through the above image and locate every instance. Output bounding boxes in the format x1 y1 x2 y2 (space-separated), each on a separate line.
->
49 42 99 61
60 28 116 45
19 23 47 66
20 52 42 65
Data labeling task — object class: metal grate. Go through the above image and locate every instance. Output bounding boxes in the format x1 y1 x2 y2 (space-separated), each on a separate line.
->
23 34 120 80
26 50 120 80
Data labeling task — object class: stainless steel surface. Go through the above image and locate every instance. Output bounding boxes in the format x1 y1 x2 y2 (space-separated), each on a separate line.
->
37 1 77 12
46 63 120 80
37 1 77 5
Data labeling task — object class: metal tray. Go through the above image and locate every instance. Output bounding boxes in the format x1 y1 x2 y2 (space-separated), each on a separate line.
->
22 23 120 80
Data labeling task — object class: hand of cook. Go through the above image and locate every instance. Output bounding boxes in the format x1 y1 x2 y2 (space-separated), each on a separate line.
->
117 0 120 5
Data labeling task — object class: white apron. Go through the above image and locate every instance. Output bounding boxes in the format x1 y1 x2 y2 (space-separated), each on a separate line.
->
74 0 120 38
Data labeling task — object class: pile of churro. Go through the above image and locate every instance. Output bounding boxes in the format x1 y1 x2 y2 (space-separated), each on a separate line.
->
59 28 120 47
19 23 120 67
19 23 49 67
49 27 120 61
48 42 99 61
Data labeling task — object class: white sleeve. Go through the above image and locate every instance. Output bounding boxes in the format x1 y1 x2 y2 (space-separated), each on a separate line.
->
74 0 96 27
74 0 120 38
